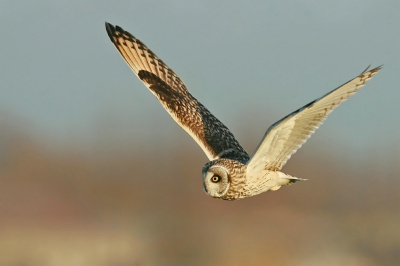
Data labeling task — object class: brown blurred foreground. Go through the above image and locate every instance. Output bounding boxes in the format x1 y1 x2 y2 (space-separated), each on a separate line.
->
0 121 399 266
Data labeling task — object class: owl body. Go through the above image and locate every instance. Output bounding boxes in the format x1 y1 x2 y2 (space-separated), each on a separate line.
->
105 22 381 200
202 159 301 200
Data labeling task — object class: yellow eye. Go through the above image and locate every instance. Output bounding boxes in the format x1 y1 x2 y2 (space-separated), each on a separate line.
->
211 175 221 183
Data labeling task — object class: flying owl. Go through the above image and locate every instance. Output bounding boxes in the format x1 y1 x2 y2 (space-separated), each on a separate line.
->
105 22 381 200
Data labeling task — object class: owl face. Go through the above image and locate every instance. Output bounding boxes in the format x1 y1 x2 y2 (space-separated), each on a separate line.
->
202 165 230 198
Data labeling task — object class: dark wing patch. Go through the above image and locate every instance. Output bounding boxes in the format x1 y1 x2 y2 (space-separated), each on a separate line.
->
139 71 249 163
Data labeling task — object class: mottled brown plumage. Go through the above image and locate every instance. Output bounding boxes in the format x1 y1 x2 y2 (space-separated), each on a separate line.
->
105 22 381 200
106 23 249 163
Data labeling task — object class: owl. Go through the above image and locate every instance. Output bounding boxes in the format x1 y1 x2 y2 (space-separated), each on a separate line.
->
105 22 381 200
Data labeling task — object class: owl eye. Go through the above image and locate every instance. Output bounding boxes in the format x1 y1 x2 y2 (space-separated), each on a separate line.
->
211 175 221 183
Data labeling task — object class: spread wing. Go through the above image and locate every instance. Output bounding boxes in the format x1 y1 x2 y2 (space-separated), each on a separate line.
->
105 23 249 162
246 66 381 177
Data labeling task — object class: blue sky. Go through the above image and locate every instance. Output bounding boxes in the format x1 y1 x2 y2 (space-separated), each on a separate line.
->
0 1 398 154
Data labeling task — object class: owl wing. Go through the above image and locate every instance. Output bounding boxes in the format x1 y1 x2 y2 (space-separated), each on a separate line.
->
246 66 381 178
105 23 249 162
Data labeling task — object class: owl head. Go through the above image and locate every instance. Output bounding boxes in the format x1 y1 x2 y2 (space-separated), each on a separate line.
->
202 160 230 198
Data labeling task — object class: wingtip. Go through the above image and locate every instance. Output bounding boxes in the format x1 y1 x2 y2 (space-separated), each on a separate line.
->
105 21 112 30
105 22 116 41
368 65 383 76
361 64 383 75
105 22 131 39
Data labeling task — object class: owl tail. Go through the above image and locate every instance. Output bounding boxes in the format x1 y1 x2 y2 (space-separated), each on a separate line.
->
270 172 307 191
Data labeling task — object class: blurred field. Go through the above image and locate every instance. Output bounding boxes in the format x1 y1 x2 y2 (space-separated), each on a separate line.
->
0 119 399 266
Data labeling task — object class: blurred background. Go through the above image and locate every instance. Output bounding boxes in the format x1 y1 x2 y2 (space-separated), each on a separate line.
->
1 1 399 265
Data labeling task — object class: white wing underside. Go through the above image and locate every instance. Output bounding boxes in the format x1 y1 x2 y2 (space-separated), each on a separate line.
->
246 66 381 179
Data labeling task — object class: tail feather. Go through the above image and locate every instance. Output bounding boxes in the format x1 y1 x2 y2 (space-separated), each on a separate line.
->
270 173 307 191
287 175 307 184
